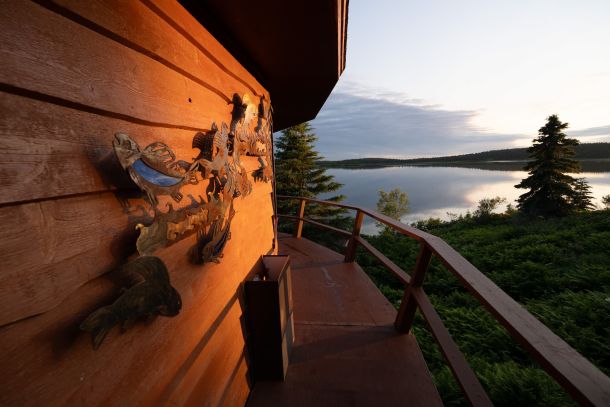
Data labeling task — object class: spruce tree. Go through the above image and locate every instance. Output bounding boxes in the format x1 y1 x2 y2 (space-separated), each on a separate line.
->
274 122 346 221
515 115 585 216
572 178 595 211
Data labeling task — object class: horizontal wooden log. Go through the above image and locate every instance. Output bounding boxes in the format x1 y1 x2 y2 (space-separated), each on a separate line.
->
0 180 274 406
0 1 275 405
47 0 266 102
0 192 148 326
144 0 266 98
0 168 273 326
0 92 200 205
0 1 231 131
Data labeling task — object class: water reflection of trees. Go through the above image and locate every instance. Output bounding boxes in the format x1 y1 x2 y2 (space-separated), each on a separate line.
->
408 159 610 173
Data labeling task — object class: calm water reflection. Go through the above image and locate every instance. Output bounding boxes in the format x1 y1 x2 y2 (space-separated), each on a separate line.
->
321 167 610 234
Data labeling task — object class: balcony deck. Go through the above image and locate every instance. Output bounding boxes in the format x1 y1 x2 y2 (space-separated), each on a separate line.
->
246 234 442 407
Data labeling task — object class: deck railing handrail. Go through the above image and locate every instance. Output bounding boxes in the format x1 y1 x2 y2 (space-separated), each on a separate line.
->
276 195 610 407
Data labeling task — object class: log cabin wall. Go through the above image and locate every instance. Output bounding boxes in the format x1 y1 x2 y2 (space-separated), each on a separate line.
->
0 1 274 405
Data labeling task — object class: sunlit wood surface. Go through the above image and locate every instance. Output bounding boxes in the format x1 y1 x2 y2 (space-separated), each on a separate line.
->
0 1 272 405
247 235 442 407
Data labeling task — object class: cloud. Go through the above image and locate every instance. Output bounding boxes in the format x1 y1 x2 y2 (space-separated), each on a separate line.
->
569 125 610 141
305 82 528 160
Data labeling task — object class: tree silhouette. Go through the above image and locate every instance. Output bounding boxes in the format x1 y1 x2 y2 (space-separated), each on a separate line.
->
474 196 507 218
515 115 586 216
274 122 346 221
571 178 595 211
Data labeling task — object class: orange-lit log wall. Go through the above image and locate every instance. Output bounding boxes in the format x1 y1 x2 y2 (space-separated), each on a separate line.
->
0 1 274 405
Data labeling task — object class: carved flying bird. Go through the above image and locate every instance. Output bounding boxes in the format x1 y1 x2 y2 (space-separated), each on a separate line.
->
113 133 198 206
192 123 229 177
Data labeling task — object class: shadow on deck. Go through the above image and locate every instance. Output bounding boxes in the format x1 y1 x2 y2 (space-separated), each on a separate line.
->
246 235 442 406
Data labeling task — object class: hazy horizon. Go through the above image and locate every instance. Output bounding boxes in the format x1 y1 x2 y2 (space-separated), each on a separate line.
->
308 0 610 160
319 140 610 161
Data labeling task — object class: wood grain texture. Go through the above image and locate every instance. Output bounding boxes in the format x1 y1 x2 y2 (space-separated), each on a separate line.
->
0 1 230 131
277 196 610 406
0 181 274 406
47 0 267 102
394 243 431 333
247 236 442 407
0 162 272 326
0 92 198 205
178 305 247 406
0 1 275 405
143 0 266 98
344 209 363 262
177 0 347 130
218 353 250 407
0 192 148 326
290 261 396 327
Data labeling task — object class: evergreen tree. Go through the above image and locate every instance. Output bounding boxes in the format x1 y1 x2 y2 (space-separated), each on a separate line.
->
571 178 595 211
274 122 346 221
515 115 586 216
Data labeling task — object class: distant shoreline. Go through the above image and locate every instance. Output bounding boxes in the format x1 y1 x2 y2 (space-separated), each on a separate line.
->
318 143 610 172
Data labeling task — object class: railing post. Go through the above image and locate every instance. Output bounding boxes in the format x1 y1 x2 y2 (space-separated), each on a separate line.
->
344 210 364 262
293 198 306 238
395 242 432 333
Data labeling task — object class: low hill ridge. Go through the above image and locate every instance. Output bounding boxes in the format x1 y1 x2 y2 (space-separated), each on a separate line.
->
320 142 610 169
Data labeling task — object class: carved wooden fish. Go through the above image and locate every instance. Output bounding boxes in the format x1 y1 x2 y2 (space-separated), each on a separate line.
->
80 256 182 350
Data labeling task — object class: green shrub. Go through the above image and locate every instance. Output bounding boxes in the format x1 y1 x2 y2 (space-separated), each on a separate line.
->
357 210 609 405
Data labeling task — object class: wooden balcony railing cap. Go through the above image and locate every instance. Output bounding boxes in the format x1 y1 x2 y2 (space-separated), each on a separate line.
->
276 195 610 407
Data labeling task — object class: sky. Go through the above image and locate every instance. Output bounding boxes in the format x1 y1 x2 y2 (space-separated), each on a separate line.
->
309 0 610 160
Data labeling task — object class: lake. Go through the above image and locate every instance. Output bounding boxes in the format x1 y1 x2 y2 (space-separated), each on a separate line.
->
321 166 610 234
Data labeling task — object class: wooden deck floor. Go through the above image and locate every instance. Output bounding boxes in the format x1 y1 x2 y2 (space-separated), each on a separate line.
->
246 235 442 407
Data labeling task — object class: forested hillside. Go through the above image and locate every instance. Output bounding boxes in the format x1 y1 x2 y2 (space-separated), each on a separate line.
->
320 142 610 169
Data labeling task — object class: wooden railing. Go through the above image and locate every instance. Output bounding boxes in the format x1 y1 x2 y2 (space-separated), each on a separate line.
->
277 195 610 407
